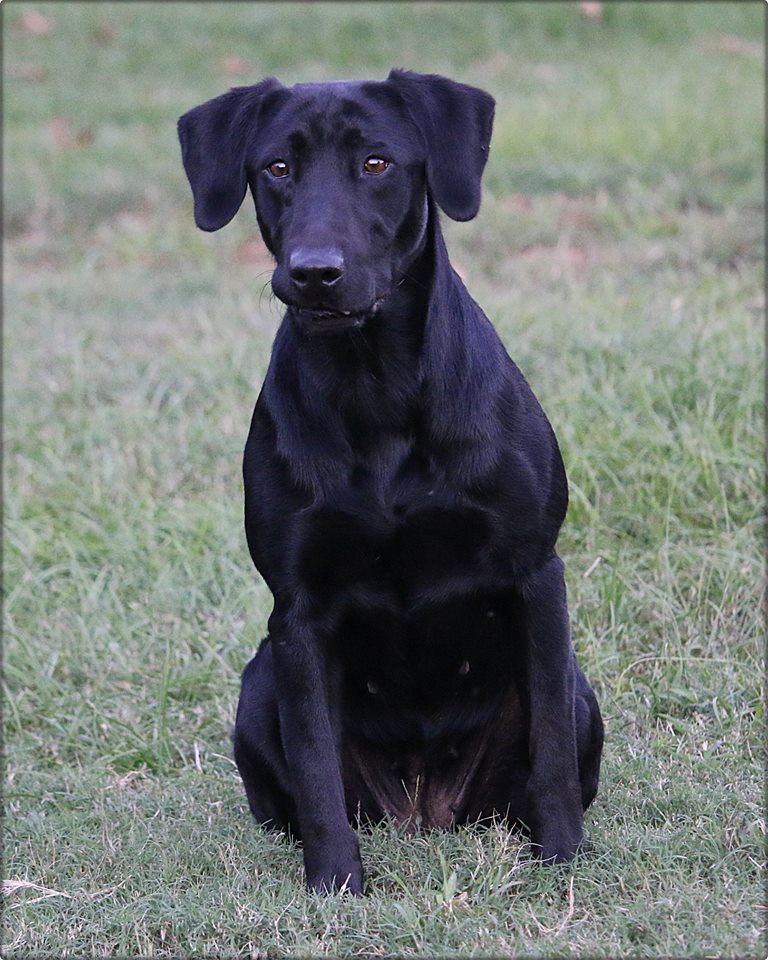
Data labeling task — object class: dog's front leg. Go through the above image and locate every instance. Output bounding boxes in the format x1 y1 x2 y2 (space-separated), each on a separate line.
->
269 601 363 895
522 555 584 863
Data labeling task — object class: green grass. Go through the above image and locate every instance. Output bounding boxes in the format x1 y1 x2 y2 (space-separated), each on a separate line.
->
4 1 764 956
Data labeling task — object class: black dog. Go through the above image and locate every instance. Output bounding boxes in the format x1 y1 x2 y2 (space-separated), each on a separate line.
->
178 69 603 896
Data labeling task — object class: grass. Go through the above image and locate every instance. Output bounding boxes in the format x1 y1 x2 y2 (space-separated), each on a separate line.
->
4 1 765 957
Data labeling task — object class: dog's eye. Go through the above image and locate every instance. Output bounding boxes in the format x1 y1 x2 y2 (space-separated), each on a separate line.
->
363 157 390 175
267 160 290 179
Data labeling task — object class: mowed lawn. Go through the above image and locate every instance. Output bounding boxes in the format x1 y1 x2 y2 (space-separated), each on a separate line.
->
4 2 764 957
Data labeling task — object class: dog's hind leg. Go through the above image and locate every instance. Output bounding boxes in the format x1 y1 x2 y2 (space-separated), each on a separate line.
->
521 555 587 863
574 662 603 811
233 640 299 838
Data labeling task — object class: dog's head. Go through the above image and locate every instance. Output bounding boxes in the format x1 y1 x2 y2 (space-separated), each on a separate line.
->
178 70 494 334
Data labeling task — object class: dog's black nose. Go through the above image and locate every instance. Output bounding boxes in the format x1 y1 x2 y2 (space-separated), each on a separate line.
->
288 249 345 290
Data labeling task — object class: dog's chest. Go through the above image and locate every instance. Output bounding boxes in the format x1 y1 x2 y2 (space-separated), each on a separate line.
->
297 437 502 599
297 433 519 726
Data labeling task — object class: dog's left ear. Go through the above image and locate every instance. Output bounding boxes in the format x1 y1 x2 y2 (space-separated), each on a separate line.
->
387 69 494 222
178 77 286 231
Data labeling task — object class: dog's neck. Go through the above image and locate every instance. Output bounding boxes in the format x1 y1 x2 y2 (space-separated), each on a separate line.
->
283 210 436 442
268 203 503 488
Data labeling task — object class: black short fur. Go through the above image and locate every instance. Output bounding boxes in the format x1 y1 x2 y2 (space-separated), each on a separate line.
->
178 69 603 896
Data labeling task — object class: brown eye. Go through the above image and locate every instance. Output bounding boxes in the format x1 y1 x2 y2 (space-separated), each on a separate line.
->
267 160 289 178
363 157 390 175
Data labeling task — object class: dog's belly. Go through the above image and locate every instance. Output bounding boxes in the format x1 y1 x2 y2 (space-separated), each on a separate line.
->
337 587 513 699
338 599 525 830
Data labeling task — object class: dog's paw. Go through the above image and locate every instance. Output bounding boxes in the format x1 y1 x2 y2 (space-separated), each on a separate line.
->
532 823 585 865
304 834 364 896
306 861 364 896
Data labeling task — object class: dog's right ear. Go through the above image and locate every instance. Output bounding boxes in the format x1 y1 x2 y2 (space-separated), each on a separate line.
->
178 78 286 232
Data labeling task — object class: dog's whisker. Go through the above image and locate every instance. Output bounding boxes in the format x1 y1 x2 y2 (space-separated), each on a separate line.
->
397 270 430 293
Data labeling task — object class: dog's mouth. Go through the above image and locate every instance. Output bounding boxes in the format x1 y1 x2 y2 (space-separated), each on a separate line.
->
295 308 366 333
292 298 387 334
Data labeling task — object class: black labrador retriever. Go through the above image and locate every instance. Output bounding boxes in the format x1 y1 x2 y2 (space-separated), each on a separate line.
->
178 69 603 895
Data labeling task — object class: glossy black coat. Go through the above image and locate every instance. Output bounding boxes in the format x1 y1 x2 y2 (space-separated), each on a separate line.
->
178 70 603 895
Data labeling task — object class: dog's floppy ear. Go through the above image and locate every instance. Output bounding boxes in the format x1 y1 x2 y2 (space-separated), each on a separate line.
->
178 77 286 232
387 69 494 222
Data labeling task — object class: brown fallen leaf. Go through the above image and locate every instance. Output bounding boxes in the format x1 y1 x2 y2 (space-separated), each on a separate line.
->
9 62 48 81
221 57 252 77
579 2 603 20
20 10 54 34
502 194 533 212
92 21 115 45
49 116 93 150
49 115 73 147
714 34 763 60
518 244 590 276
235 237 271 265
